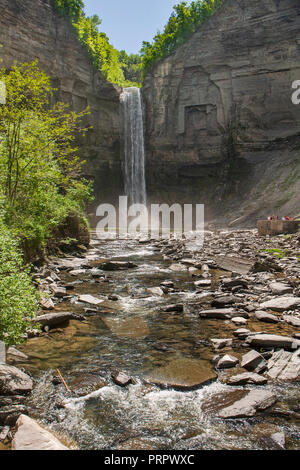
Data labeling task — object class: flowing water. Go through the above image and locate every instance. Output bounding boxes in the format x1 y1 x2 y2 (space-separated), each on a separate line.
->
121 87 147 206
17 238 300 450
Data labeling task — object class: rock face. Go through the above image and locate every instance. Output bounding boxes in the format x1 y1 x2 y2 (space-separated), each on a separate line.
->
0 0 122 218
12 415 69 450
143 0 300 221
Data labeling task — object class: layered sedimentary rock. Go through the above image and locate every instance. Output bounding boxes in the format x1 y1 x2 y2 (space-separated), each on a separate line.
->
0 0 123 219
143 0 300 223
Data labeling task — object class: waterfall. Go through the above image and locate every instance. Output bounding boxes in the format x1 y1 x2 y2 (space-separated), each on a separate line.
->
121 87 147 206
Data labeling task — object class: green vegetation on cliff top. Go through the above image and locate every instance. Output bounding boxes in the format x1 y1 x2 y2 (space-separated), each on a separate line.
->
53 0 142 86
53 0 224 85
141 0 225 71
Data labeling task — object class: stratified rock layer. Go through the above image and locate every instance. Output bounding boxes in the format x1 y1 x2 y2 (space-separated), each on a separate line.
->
143 0 300 222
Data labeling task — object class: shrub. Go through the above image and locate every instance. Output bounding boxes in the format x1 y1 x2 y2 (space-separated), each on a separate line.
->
0 220 39 346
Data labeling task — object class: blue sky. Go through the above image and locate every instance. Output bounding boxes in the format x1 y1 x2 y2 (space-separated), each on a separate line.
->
84 0 192 54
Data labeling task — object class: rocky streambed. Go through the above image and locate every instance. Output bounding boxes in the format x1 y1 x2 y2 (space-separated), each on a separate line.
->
1 229 300 450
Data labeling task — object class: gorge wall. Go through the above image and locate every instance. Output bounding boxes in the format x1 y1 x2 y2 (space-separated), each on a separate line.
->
0 0 123 221
143 0 300 224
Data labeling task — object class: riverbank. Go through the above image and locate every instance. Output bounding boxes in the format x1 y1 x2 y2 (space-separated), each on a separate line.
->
1 229 300 450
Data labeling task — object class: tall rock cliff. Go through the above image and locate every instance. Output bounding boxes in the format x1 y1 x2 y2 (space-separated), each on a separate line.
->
0 0 123 219
143 0 300 224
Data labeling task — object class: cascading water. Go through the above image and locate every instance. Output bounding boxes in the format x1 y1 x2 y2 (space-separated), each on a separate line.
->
121 87 147 206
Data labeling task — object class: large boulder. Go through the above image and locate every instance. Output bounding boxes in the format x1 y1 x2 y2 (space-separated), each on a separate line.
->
218 389 277 419
0 365 33 396
12 415 69 450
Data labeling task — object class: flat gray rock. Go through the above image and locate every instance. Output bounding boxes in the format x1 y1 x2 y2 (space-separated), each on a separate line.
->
232 317 248 325
78 295 104 306
269 282 293 295
50 285 67 298
246 334 300 350
169 264 187 272
0 365 33 396
218 389 277 419
199 309 239 319
212 296 240 307
233 329 251 339
254 311 279 323
283 315 300 327
260 296 300 312
210 338 233 350
12 415 69 450
227 372 268 385
215 256 254 275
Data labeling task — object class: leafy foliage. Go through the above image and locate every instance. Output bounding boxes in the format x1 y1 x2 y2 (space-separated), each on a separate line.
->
0 61 92 247
118 51 142 86
141 0 225 71
53 0 139 87
0 217 39 346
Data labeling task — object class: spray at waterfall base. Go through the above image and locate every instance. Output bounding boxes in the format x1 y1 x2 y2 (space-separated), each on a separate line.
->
95 196 205 242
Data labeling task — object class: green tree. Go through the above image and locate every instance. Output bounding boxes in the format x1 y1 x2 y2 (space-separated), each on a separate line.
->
53 0 84 20
118 51 142 85
0 215 39 346
141 0 225 71
0 61 92 247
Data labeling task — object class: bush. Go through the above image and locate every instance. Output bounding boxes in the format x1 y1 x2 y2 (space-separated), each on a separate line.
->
0 221 39 346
